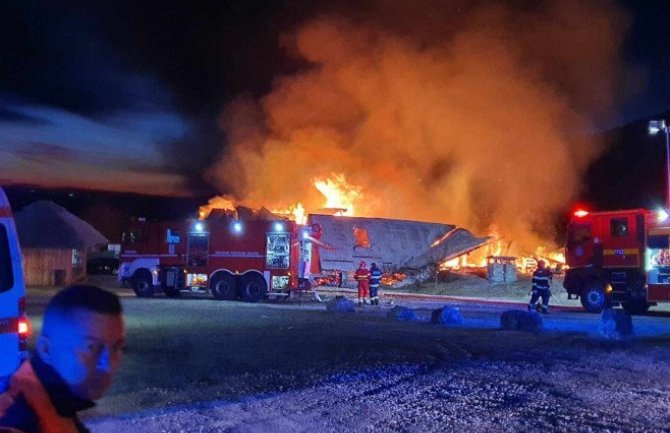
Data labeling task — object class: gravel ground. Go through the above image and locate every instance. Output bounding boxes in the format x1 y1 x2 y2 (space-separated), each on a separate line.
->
25 275 670 432
90 357 670 433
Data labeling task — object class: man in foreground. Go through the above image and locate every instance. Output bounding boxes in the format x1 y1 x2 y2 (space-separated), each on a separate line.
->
0 285 125 433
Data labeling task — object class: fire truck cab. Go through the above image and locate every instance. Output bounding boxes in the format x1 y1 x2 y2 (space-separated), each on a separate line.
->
564 208 670 314
119 214 317 302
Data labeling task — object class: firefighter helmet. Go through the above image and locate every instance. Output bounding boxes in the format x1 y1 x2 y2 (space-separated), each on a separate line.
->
359 261 366 268
537 260 546 269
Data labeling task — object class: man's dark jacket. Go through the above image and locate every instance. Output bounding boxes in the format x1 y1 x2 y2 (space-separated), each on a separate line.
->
0 355 94 433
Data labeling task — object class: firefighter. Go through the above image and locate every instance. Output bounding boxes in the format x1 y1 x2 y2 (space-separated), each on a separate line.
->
369 263 383 305
354 261 371 306
0 285 125 433
528 260 553 314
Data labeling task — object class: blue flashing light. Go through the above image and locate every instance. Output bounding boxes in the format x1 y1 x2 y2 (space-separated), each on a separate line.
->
194 222 204 232
274 222 284 232
232 221 243 234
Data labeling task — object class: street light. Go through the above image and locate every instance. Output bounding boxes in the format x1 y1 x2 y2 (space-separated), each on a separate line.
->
649 119 670 209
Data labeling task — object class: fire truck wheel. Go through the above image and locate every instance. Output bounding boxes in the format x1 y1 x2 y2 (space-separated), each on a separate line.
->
211 273 237 300
132 270 155 298
580 282 606 313
241 274 267 303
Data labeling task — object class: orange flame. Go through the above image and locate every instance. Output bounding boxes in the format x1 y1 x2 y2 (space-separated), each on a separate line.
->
438 231 567 274
314 173 361 216
271 203 307 225
199 195 237 220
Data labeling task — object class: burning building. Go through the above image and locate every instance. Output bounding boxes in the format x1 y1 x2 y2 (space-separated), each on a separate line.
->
208 1 630 260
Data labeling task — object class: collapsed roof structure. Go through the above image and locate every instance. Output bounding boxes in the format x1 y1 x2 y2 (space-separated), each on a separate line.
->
210 206 491 272
309 214 490 272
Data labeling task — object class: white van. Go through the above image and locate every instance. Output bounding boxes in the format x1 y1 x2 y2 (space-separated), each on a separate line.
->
0 187 28 392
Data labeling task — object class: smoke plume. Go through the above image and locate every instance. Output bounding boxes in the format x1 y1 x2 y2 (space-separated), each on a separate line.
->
208 0 630 253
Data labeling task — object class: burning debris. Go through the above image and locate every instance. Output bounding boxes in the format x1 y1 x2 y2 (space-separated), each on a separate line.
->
405 228 492 270
305 214 492 287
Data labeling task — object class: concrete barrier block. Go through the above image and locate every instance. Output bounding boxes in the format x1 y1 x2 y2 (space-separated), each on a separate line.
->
431 305 464 326
387 306 420 321
326 296 355 313
599 308 634 341
500 309 543 332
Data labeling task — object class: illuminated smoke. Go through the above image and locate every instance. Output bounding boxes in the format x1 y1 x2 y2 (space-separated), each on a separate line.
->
208 0 630 253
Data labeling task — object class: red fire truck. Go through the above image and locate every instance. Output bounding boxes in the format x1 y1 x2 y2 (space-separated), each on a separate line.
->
564 208 670 314
118 212 321 301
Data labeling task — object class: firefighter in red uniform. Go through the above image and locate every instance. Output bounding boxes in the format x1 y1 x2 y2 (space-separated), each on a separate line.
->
354 261 371 306
528 260 553 314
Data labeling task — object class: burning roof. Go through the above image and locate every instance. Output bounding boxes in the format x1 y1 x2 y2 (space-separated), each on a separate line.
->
310 214 489 272
405 228 492 270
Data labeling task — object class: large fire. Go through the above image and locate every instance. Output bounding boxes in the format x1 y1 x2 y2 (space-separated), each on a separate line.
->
200 173 361 224
200 172 566 275
206 1 630 265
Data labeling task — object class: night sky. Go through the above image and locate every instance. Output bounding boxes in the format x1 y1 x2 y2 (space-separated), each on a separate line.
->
1 0 670 199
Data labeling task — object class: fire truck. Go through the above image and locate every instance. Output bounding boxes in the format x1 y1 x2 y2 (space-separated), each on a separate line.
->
564 208 670 314
118 212 321 301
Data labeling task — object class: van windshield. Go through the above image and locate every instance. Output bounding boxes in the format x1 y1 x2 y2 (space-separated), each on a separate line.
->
0 224 14 293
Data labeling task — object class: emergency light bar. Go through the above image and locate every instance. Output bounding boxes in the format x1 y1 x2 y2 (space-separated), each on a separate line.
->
574 210 589 218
